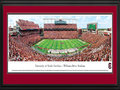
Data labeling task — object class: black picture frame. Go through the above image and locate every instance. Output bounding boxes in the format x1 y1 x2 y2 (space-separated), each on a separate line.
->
0 0 120 90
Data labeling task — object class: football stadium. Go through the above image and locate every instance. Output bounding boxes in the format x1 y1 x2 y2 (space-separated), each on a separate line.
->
9 18 112 61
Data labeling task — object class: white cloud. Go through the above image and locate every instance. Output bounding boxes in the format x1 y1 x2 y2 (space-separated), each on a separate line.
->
8 14 112 29
96 16 101 21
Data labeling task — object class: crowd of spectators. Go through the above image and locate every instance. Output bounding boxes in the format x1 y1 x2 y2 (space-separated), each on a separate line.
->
19 30 40 36
44 24 77 31
9 34 46 61
16 19 39 30
44 23 78 39
44 31 78 39
9 31 111 61
80 32 110 48
18 34 41 46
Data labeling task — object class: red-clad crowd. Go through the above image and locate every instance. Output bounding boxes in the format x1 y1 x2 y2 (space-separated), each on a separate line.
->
80 32 110 48
44 23 78 39
44 24 77 30
16 19 39 30
19 30 40 36
9 34 45 61
44 31 78 39
9 31 111 61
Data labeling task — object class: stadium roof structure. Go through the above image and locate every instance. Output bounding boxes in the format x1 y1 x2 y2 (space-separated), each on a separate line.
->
44 24 77 31
16 19 39 30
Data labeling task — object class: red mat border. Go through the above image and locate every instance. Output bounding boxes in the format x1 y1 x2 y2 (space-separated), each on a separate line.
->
3 6 117 84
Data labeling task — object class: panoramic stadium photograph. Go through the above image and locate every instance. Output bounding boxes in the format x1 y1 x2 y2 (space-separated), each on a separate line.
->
8 14 112 62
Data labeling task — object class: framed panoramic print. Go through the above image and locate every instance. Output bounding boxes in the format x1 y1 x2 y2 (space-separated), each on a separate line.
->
0 0 120 90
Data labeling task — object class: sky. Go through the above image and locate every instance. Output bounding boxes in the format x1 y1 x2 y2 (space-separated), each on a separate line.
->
8 14 112 29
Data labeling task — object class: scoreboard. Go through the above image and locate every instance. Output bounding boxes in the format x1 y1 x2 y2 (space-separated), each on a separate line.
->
88 24 96 30
87 23 97 31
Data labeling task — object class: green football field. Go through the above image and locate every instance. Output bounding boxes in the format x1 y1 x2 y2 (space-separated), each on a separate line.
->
33 39 89 54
